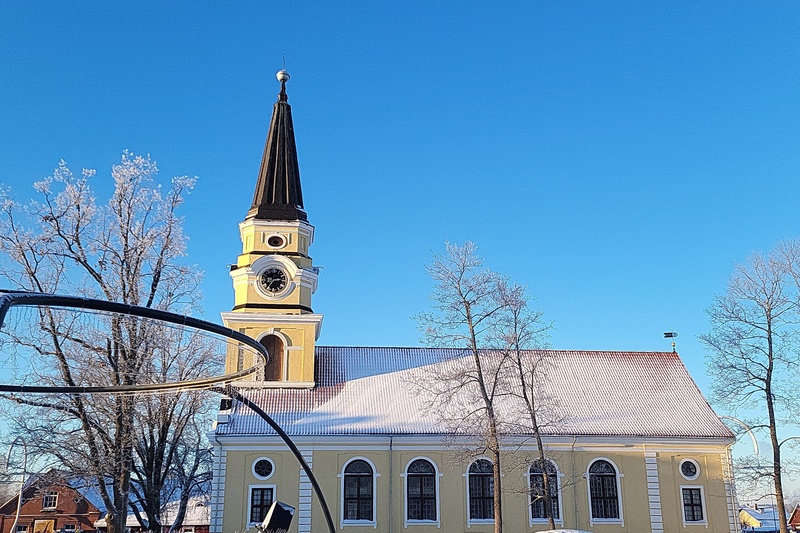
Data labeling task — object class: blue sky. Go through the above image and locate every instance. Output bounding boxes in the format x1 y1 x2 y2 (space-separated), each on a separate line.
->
2 2 799 469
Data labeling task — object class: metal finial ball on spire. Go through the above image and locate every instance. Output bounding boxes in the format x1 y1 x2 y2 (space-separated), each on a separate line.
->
277 70 290 83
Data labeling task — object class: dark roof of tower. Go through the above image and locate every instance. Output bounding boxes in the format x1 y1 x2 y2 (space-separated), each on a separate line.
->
247 70 307 221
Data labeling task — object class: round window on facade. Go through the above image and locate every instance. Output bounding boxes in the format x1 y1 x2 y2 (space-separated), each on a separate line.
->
680 459 699 480
267 234 286 249
253 457 275 480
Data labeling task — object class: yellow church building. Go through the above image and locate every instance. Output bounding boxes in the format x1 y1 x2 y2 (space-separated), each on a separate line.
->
209 71 739 533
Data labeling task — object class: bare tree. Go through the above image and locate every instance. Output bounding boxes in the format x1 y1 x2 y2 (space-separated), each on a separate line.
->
702 240 800 533
416 242 510 533
494 282 558 529
0 153 216 533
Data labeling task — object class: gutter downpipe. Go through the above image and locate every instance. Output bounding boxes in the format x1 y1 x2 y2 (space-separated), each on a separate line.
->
389 435 394 533
571 436 579 531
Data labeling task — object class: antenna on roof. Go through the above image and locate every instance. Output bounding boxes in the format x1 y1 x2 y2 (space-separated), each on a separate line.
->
282 51 286 72
663 331 678 353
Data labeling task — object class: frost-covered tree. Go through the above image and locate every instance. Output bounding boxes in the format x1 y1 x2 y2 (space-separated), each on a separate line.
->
0 153 217 533
416 242 507 533
494 283 558 529
702 240 800 533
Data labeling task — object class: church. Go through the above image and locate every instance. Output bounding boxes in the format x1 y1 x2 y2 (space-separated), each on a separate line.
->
209 71 738 533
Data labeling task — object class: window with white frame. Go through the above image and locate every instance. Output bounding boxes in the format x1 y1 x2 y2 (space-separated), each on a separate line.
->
406 459 437 521
343 459 374 522
682 487 705 522
62 525 76 533
16 526 28 533
530 459 560 521
468 459 494 521
588 460 620 520
42 491 58 510
249 486 275 524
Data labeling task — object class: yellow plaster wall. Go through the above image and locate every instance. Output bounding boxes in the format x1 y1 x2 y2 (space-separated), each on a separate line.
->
222 322 316 382
220 443 735 533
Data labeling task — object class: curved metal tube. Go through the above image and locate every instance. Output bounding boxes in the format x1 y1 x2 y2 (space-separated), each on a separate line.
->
0 290 336 533
0 290 264 393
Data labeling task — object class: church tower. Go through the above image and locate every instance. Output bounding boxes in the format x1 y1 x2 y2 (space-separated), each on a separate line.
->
221 70 322 388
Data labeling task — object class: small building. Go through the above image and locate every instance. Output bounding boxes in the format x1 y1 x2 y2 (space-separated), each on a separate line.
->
0 470 101 533
788 503 800 531
739 504 781 532
94 495 210 533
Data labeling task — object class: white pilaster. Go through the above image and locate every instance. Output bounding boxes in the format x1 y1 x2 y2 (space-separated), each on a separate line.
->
645 452 663 533
298 449 314 533
209 443 228 533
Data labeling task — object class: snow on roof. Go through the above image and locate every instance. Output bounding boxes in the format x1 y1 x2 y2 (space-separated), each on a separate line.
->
217 347 732 440
94 495 210 528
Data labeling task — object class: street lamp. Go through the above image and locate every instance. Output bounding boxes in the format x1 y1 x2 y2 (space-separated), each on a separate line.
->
5 437 27 533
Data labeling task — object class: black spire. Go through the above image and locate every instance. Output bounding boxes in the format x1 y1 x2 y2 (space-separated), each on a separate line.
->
247 70 307 221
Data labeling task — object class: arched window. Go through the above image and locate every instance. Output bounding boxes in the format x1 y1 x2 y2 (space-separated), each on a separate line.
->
406 459 437 521
343 460 373 521
589 460 620 519
468 459 494 521
530 459 559 521
260 334 284 381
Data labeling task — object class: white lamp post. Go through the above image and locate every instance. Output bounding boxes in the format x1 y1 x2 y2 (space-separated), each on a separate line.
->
5 437 27 533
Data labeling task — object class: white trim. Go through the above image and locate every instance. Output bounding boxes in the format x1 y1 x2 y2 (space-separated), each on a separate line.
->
220 312 324 341
211 433 734 453
527 459 564 527
251 456 275 480
247 484 276 526
42 491 58 510
680 485 708 527
680 458 700 481
586 457 624 526
338 456 380 529
264 232 288 250
401 456 441 528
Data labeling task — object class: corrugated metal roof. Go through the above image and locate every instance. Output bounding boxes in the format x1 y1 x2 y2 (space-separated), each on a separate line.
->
217 347 732 439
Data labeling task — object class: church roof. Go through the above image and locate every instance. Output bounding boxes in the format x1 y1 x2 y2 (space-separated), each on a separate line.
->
217 347 733 440
247 70 307 222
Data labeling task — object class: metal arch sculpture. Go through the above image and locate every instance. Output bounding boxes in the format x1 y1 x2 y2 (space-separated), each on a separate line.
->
0 290 336 533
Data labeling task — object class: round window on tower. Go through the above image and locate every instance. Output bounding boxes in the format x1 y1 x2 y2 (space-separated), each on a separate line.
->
680 459 699 480
253 457 275 480
267 234 286 249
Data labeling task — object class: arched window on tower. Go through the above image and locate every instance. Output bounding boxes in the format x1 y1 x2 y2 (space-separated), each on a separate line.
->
260 334 284 381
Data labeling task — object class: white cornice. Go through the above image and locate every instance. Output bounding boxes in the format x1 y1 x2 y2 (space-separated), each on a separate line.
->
220 312 324 339
211 433 732 451
239 218 315 244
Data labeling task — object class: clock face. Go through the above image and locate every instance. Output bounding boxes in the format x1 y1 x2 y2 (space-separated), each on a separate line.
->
259 267 288 294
